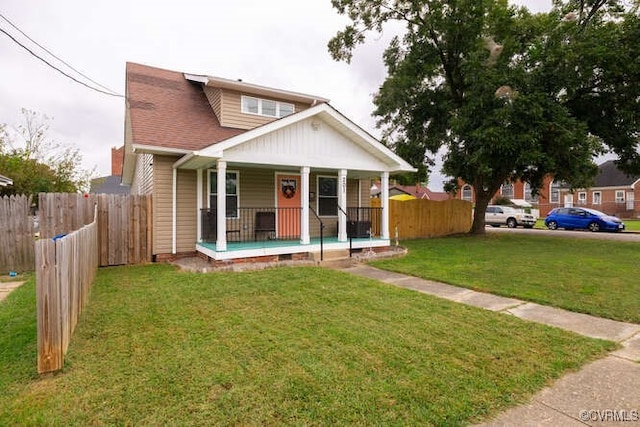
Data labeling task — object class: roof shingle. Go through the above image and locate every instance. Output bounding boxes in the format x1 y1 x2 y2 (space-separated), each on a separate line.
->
126 62 245 151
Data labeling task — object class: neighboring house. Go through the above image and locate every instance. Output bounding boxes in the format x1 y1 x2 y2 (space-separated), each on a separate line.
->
0 174 13 187
371 182 450 201
453 176 561 217
121 62 415 262
90 146 131 194
558 160 639 218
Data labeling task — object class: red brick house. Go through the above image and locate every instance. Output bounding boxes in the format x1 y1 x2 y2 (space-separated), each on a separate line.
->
452 161 640 218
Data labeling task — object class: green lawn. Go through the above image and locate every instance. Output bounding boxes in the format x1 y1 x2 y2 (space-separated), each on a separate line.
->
0 265 614 426
371 233 640 323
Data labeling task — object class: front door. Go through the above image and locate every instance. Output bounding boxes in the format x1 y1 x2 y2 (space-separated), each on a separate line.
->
626 192 634 211
276 174 301 239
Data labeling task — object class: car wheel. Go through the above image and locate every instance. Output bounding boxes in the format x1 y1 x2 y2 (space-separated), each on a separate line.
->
506 218 517 228
588 222 600 232
547 220 558 230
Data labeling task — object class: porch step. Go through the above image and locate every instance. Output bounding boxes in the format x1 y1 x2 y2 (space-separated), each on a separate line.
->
312 249 356 268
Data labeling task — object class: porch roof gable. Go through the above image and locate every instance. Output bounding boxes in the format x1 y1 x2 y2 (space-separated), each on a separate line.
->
174 103 416 174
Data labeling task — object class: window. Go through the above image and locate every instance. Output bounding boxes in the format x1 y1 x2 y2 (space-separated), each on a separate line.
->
241 96 295 118
524 182 539 202
501 183 514 199
550 180 561 203
592 191 601 204
578 191 586 205
462 184 472 201
317 176 337 216
615 190 625 203
209 171 239 218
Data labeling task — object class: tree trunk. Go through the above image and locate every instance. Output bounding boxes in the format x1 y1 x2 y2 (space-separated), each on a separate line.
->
469 191 492 235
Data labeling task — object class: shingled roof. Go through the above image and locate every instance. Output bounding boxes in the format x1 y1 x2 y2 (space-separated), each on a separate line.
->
125 62 245 151
594 160 640 187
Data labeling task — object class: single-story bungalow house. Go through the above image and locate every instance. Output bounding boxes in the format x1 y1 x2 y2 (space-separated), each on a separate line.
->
122 62 415 263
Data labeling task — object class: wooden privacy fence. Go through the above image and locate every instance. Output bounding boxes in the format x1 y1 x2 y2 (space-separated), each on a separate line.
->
36 206 99 373
372 198 473 239
39 193 152 266
0 195 34 274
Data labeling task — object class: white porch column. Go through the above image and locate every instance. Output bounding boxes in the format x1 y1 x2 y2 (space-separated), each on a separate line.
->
338 169 348 242
300 166 310 244
216 161 227 251
381 171 390 239
196 168 202 242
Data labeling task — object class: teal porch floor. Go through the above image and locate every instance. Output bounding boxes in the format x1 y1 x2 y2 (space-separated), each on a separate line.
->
198 236 387 252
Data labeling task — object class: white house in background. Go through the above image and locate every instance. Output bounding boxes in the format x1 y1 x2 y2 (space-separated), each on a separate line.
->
0 174 13 187
121 62 415 263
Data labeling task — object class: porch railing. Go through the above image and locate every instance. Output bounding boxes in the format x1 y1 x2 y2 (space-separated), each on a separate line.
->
200 206 382 245
201 208 302 243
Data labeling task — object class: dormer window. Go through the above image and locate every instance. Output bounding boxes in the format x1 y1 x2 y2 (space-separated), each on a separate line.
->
241 95 295 118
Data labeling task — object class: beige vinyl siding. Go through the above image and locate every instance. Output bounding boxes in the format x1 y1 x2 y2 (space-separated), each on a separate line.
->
131 153 154 195
203 87 222 123
153 156 174 254
153 156 198 254
218 89 312 130
176 169 197 252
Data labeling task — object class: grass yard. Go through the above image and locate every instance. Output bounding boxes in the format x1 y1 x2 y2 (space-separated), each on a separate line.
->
0 264 615 426
371 233 640 323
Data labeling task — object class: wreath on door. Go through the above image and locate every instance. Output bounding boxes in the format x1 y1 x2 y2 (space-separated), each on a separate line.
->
281 179 297 199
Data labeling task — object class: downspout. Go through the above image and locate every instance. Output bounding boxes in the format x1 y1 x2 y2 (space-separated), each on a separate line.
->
172 167 177 254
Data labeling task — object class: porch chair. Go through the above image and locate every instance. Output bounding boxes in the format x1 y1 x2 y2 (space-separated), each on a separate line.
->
254 211 276 240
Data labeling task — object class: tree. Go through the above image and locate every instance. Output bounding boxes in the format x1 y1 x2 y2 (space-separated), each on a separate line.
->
329 0 639 234
0 109 93 199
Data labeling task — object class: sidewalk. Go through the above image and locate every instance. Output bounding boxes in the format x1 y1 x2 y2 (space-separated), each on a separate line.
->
0 281 24 303
338 264 640 426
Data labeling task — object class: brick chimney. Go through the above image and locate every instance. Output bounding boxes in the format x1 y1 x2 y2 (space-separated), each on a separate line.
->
111 146 125 176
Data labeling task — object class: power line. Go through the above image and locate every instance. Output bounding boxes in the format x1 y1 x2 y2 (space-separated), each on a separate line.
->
0 17 124 98
0 12 121 96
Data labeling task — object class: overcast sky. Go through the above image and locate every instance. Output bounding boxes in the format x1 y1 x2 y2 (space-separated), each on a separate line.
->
1 0 551 190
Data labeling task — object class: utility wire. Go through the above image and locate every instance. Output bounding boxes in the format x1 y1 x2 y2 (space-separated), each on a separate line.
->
0 13 121 96
0 15 124 98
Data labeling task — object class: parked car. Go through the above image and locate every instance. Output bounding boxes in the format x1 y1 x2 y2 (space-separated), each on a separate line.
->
544 207 625 232
485 205 536 228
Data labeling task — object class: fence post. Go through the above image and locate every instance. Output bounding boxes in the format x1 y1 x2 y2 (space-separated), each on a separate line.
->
36 238 63 373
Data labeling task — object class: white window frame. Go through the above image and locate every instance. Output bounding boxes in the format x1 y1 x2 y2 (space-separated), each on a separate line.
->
615 190 625 203
500 183 514 199
577 191 587 204
241 95 295 118
317 175 338 217
462 184 472 201
592 191 601 205
208 169 240 218
550 180 560 204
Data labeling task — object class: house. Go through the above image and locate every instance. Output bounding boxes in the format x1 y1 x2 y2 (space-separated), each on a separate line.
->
0 174 12 187
89 146 131 194
453 176 562 217
558 160 639 218
371 182 450 201
121 62 415 263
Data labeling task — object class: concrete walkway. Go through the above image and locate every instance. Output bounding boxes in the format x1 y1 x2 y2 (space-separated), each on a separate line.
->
0 281 24 303
338 264 640 426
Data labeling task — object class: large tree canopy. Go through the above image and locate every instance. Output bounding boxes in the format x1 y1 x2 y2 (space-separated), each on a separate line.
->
0 109 92 199
329 0 639 234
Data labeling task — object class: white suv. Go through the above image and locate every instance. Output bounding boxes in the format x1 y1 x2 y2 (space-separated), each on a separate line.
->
485 205 536 228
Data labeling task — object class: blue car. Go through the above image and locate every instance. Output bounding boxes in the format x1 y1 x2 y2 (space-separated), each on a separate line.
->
545 207 625 232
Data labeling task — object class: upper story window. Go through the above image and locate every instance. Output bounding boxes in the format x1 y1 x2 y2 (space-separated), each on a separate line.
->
241 96 295 118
